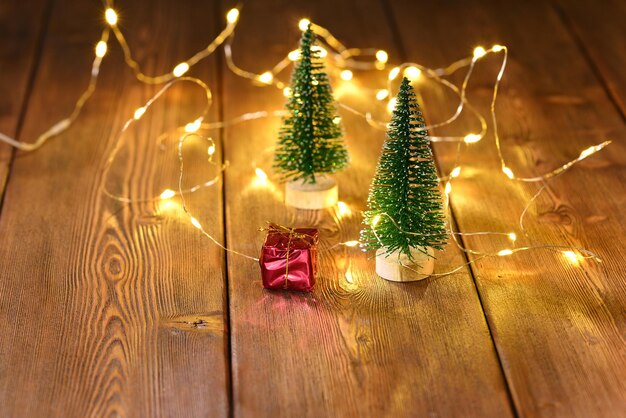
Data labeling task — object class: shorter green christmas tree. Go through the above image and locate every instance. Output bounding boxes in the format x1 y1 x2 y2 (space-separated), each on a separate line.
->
273 25 349 184
360 77 447 258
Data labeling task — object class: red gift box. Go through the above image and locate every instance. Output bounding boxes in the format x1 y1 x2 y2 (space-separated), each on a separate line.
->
259 224 319 292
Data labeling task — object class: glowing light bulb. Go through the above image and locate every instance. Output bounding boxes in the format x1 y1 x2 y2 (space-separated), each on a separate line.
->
258 71 273 84
387 97 397 113
288 49 300 61
498 249 513 256
450 166 461 178
133 107 146 120
298 18 311 31
337 201 351 217
404 66 421 80
562 250 580 265
344 240 359 247
580 145 598 159
173 62 189 77
226 8 239 24
473 46 486 59
372 214 381 227
255 168 268 181
333 116 341 124
464 133 482 143
160 189 176 200
283 87 292 97
95 41 107 58
445 182 452 195
502 166 514 179
375 50 388 64
207 144 216 156
105 8 118 26
190 217 202 230
185 118 202 133
340 70 353 81
376 89 389 101
388 67 400 80
508 232 517 242
492 44 505 52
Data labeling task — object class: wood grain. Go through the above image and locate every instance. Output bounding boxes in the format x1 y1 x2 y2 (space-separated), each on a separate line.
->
0 0 51 199
553 0 626 118
220 0 514 416
388 0 626 416
0 0 229 416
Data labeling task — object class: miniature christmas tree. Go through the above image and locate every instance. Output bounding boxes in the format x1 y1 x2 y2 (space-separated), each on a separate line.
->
274 25 348 209
360 77 447 280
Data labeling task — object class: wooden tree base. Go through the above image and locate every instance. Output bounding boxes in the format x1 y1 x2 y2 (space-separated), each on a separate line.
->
285 174 338 210
375 247 435 282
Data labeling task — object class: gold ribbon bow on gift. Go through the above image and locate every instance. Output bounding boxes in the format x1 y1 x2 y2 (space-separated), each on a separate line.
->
261 223 313 289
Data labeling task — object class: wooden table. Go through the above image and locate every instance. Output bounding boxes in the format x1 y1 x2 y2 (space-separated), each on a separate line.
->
1 0 624 416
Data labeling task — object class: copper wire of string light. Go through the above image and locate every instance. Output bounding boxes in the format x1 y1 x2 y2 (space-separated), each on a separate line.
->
177 133 260 262
101 77 217 203
0 28 110 151
107 4 240 84
0 4 610 273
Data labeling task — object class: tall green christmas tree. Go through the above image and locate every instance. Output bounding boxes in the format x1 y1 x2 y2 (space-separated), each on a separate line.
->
360 77 447 258
274 25 349 184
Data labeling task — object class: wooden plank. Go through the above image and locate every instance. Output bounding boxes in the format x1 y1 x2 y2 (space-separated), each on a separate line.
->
553 0 626 117
0 0 50 199
388 1 626 417
220 0 514 416
0 0 229 416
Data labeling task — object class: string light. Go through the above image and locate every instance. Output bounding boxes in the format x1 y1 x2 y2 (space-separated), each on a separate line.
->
255 168 268 181
185 118 203 133
388 67 400 80
375 89 389 100
95 41 107 58
288 49 300 61
133 107 146 120
298 18 311 31
580 144 603 158
226 8 239 24
105 8 118 26
387 97 397 113
473 46 486 59
173 62 190 77
375 50 388 64
258 71 274 84
283 87 291 97
160 189 176 200
333 116 341 124
190 217 202 229
0 4 609 273
404 66 421 80
464 133 482 143
340 70 353 80
344 240 359 247
337 201 351 217
562 250 580 265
